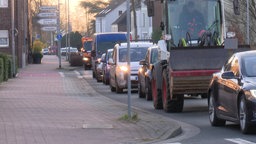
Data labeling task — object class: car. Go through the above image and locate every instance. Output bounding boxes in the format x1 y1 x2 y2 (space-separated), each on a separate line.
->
43 48 49 55
208 50 256 134
96 53 106 82
109 42 153 93
102 49 113 85
138 46 159 100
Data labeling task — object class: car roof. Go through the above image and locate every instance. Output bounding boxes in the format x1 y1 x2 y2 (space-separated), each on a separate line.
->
117 42 154 49
234 50 256 59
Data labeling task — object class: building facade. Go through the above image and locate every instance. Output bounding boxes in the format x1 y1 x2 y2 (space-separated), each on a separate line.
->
0 0 31 68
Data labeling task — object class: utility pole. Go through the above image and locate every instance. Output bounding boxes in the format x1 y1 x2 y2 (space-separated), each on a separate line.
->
11 0 16 76
126 0 131 118
246 0 250 45
57 0 61 68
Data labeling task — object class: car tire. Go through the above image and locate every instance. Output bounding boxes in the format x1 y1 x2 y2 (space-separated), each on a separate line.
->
115 78 123 93
152 69 163 109
208 91 226 126
145 78 152 101
138 83 145 98
110 81 116 92
239 95 253 134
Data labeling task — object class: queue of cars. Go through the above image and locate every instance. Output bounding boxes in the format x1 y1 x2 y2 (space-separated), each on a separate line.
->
86 33 256 134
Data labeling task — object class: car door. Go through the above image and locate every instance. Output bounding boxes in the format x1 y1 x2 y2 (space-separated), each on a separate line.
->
218 56 240 117
222 57 240 118
109 48 117 87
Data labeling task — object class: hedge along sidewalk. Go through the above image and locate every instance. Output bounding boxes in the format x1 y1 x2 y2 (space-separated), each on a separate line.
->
0 52 18 83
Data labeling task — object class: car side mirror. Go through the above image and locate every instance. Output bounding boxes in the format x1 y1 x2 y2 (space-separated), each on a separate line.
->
108 58 115 65
139 60 146 65
221 71 236 79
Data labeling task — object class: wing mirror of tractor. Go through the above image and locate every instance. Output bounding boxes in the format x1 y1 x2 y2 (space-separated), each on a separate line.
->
233 0 240 15
139 60 146 65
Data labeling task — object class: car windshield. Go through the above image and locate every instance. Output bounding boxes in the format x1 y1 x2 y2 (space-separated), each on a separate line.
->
242 56 256 77
167 0 221 46
119 47 148 62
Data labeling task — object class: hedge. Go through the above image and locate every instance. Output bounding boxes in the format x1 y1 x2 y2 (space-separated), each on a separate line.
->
0 53 9 81
0 58 3 83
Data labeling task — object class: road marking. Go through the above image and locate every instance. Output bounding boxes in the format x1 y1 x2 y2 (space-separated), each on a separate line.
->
59 72 64 77
225 138 256 144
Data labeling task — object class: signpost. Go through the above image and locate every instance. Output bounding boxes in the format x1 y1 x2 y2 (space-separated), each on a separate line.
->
41 26 57 32
39 6 57 11
37 12 57 18
37 19 57 25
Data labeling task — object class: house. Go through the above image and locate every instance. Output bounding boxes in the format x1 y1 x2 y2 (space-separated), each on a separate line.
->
131 0 153 40
95 0 127 33
0 0 32 68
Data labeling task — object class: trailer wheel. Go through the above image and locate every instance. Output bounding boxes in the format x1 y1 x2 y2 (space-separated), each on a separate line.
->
162 69 172 112
152 69 163 109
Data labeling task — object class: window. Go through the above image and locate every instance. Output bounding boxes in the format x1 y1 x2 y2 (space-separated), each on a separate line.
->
0 0 8 7
0 30 9 47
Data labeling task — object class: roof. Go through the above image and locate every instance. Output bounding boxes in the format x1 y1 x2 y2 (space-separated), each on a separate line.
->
112 11 127 25
95 0 126 17
118 42 154 49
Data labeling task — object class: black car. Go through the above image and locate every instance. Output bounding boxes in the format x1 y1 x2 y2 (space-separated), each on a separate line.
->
208 50 256 134
96 53 106 82
138 46 159 100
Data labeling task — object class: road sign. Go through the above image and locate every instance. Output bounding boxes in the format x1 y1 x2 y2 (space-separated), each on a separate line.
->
39 6 57 11
41 26 57 32
38 12 57 18
57 34 62 40
37 19 57 25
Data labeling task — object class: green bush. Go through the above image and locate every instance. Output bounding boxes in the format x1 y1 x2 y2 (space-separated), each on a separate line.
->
0 58 4 83
0 53 9 81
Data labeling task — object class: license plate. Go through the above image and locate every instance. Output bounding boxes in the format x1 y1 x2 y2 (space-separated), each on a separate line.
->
130 76 138 81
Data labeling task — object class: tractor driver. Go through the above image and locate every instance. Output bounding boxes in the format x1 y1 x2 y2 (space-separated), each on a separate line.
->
179 1 205 39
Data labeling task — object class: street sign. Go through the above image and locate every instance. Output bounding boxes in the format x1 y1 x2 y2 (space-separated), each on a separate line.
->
57 34 62 40
39 6 57 11
37 19 57 25
41 26 57 32
38 12 57 18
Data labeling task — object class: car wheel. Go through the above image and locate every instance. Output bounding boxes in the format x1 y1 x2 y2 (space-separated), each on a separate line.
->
93 70 96 78
145 78 152 101
208 91 226 126
239 95 252 134
102 73 106 84
138 83 145 98
115 78 123 93
110 80 116 92
152 70 162 109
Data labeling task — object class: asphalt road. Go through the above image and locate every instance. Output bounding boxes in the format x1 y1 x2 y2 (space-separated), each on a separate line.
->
75 68 256 144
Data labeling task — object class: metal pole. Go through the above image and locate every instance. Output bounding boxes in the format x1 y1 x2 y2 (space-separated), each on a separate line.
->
67 0 70 60
57 0 61 68
246 0 250 45
11 0 16 77
65 0 68 60
221 0 226 39
23 0 27 68
127 0 131 118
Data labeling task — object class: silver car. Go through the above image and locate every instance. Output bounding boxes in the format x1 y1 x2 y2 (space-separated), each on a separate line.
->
108 42 154 93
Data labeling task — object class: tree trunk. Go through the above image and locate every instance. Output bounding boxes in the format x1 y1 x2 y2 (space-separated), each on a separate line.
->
131 0 138 40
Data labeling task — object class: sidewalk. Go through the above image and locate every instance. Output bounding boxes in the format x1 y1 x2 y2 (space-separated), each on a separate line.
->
0 55 181 144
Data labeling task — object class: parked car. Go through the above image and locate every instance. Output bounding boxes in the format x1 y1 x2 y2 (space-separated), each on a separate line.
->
96 53 106 82
102 49 113 85
138 46 158 100
109 42 153 93
208 50 256 134
43 48 49 55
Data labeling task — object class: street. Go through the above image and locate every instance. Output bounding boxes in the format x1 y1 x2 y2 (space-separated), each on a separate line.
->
75 66 256 144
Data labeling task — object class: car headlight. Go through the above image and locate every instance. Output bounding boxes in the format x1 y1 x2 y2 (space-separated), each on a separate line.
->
83 57 89 61
250 90 256 98
139 67 143 73
97 58 101 63
119 66 128 72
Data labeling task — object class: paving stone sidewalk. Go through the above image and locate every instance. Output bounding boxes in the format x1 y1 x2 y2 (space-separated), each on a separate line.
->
0 55 181 144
